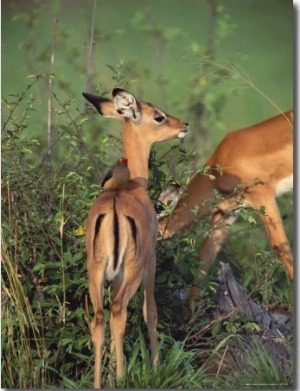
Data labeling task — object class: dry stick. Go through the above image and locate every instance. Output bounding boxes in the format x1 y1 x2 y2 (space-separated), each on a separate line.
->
46 17 58 186
216 343 229 376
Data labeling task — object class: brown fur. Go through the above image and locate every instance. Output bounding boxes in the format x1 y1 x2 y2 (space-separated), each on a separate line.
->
159 110 293 297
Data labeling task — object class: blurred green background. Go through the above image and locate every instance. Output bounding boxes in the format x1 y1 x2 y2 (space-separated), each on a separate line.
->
2 0 293 153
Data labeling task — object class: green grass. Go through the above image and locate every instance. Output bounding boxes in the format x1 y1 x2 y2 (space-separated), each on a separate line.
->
117 332 213 389
233 338 292 389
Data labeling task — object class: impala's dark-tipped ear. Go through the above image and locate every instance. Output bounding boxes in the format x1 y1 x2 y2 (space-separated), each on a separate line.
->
82 92 111 115
82 92 120 118
112 88 127 97
112 89 141 121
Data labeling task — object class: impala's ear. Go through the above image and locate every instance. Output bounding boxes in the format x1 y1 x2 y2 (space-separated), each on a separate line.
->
112 88 142 121
82 92 121 119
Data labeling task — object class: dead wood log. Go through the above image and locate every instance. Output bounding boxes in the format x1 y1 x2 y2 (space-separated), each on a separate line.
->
211 262 293 381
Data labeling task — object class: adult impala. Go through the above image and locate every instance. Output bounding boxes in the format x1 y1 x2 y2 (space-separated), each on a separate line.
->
83 88 188 388
159 110 293 297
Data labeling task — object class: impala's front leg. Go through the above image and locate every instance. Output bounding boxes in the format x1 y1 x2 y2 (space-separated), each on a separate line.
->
191 202 238 299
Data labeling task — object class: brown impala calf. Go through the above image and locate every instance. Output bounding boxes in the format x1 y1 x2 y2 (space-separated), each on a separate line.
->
83 88 188 388
159 110 293 297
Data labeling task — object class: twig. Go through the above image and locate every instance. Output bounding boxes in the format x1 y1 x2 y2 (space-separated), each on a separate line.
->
146 0 167 109
52 91 102 181
205 0 217 60
78 0 99 158
20 263 55 328
2 77 40 133
200 59 292 121
83 0 98 100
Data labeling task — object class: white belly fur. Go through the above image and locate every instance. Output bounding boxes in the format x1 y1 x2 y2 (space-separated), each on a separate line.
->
275 174 293 197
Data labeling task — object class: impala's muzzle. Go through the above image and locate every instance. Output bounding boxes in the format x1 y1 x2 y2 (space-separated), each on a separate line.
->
178 125 189 139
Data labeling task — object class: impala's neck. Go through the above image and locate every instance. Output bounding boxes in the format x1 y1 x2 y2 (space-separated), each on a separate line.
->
122 126 151 190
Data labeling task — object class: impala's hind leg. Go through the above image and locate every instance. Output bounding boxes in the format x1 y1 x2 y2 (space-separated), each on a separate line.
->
107 272 123 383
143 257 159 367
247 190 293 279
109 266 144 381
88 266 106 389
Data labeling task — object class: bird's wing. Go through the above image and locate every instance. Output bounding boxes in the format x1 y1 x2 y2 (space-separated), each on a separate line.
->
101 168 114 187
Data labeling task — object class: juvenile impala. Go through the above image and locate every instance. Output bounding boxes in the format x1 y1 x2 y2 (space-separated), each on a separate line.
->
159 110 293 297
83 88 188 388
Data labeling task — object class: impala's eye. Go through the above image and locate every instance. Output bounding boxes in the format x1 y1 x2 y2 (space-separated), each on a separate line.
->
154 115 166 123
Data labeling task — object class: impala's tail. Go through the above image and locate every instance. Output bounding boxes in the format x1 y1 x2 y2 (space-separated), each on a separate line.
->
89 195 138 281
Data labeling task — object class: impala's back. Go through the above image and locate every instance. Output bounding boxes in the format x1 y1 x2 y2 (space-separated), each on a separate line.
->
206 110 293 194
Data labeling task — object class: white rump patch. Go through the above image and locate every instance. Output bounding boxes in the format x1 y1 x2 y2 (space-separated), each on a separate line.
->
275 174 293 197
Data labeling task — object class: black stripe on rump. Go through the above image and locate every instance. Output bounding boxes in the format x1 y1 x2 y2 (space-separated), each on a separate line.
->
126 216 137 253
94 214 105 254
113 197 119 271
